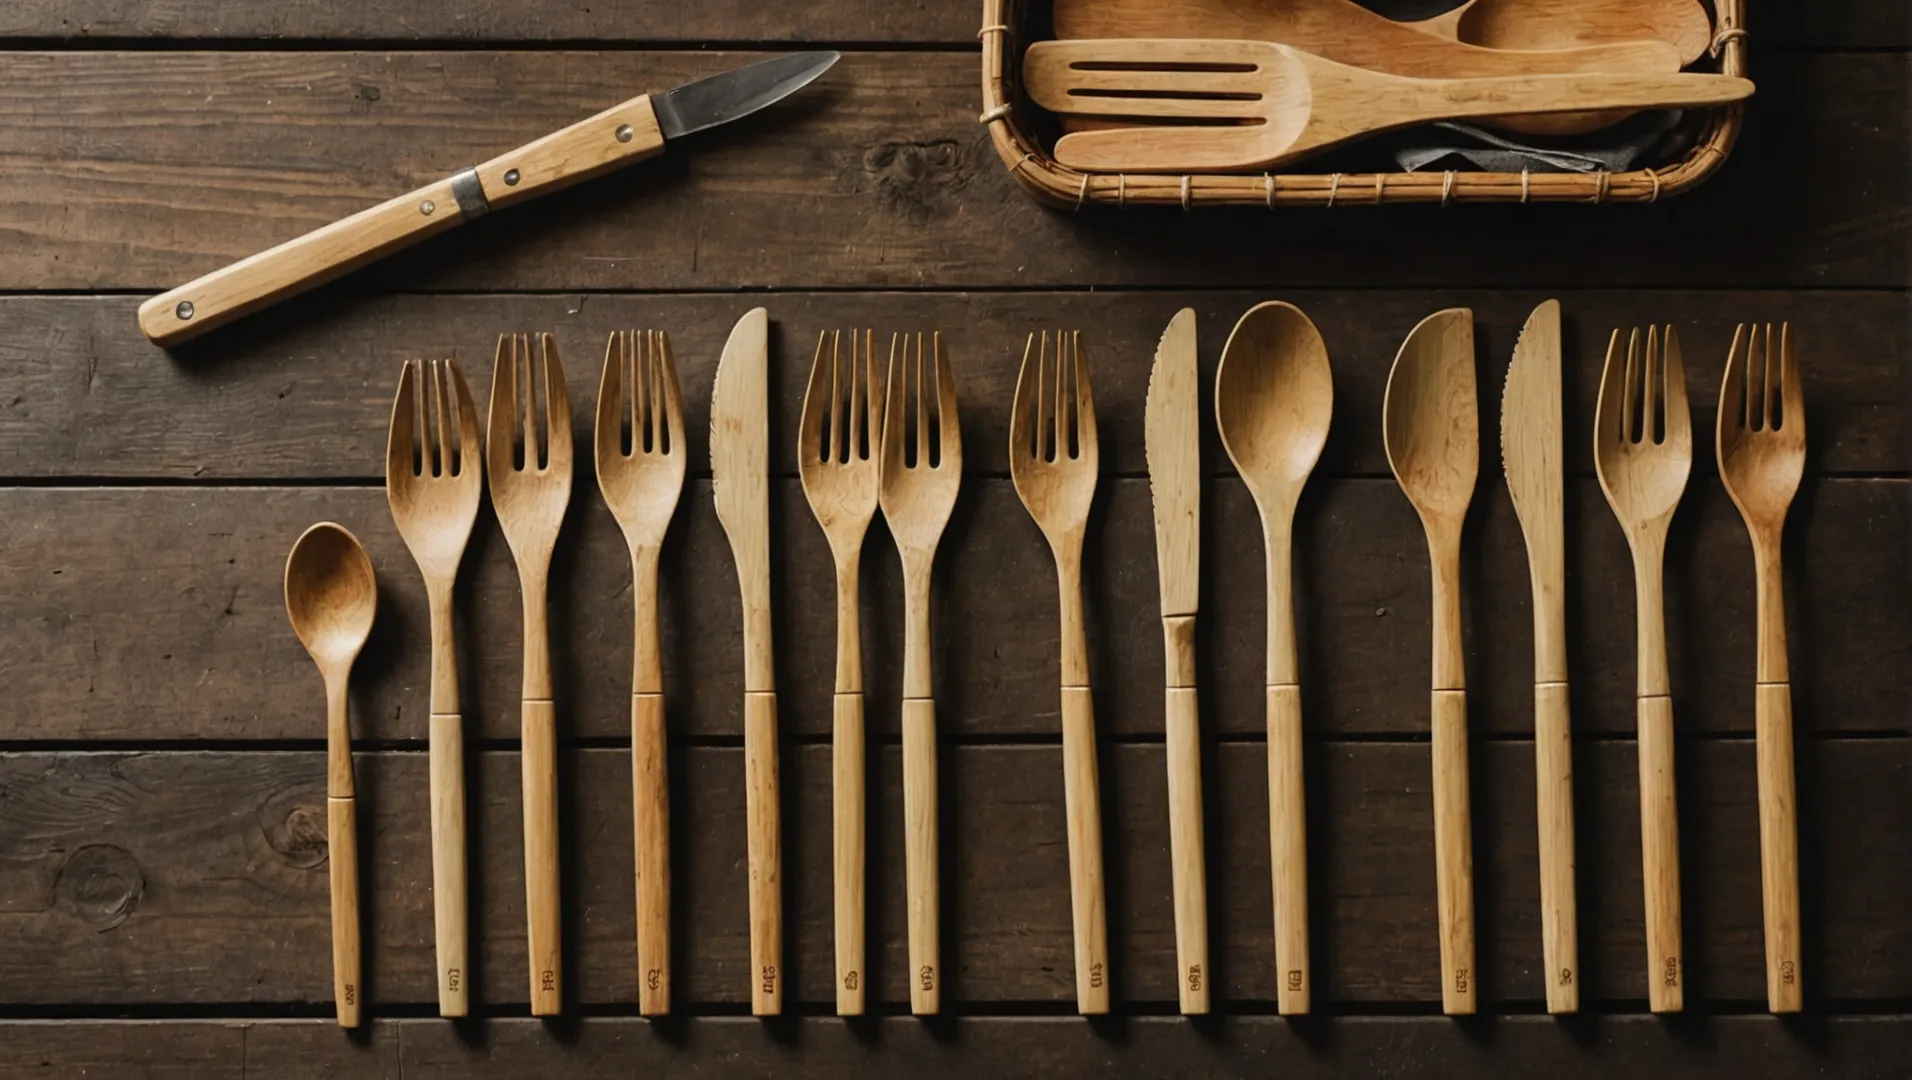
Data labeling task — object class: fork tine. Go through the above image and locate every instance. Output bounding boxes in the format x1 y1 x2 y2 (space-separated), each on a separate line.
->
1621 328 1640 442
1761 323 1779 432
487 333 519 474
828 330 843 463
801 330 829 466
656 330 683 456
1071 330 1098 462
517 333 538 468
388 359 419 481
934 330 959 470
450 358 480 479
430 358 453 477
1055 329 1072 461
645 331 666 455
1779 322 1801 433
844 329 860 462
596 331 625 466
1596 329 1626 450
1721 323 1748 437
862 330 882 461
1644 327 1663 443
881 331 907 473
912 331 928 468
1660 325 1691 449
1011 332 1039 463
541 333 572 467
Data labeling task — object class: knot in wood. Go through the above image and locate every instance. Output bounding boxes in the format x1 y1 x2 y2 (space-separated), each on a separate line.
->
863 139 967 221
259 786 329 870
55 844 143 929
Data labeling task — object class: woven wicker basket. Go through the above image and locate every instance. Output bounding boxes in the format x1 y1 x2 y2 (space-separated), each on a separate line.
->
980 0 1748 208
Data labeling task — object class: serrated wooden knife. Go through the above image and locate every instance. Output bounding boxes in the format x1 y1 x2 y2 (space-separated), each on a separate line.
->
1500 298 1579 1013
1145 307 1210 1014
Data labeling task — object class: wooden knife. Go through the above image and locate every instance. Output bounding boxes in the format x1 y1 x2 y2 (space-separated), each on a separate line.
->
1500 299 1579 1013
1144 307 1210 1014
136 52 838 346
711 306 782 1016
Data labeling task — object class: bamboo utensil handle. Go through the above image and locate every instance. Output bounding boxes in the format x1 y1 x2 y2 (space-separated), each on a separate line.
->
328 794 363 1028
1757 682 1802 1011
136 96 666 346
1428 536 1475 1015
1534 681 1579 1013
1061 685 1109 1015
522 697 562 1015
424 586 469 1018
1268 684 1310 1014
325 677 362 1028
633 692 670 1015
1638 693 1683 1012
1753 547 1802 1012
1388 71 1756 128
1431 689 1476 1015
745 690 783 1015
833 690 866 1015
903 697 941 1014
1057 559 1109 1014
1161 616 1209 1014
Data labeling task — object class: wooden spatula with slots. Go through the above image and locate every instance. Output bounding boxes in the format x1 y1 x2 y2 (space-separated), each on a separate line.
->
1023 38 1754 173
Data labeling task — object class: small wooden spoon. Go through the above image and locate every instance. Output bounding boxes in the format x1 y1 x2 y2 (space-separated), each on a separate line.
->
284 521 378 1028
1025 38 1755 173
1410 0 1714 67
1215 301 1333 1016
1382 309 1480 1017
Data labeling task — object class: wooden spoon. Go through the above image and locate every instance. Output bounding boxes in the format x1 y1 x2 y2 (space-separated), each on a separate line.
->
1051 0 1684 134
1024 38 1755 173
1382 309 1479 1017
1410 0 1714 67
1214 301 1333 1016
284 521 378 1028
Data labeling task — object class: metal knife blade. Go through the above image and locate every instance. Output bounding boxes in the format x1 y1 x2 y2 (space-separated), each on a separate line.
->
1500 299 1567 683
653 51 840 140
711 306 774 691
1146 308 1201 618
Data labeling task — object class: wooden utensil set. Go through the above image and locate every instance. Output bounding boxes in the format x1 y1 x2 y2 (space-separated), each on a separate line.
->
1026 0 1753 173
285 304 1806 1027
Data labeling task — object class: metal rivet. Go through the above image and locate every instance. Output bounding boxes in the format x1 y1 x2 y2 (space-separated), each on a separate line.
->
616 124 634 143
175 301 195 321
504 169 520 186
419 200 436 215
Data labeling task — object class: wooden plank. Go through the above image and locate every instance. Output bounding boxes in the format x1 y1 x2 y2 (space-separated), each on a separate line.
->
5 291 1906 481
1 479 1905 741
0 0 1900 49
0 52 1903 293
0 741 1906 1008
8 1015 1911 1079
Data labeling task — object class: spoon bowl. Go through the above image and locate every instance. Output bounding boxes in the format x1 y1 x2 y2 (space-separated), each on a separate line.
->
1384 308 1480 529
1216 302 1334 512
285 522 377 674
1413 0 1715 67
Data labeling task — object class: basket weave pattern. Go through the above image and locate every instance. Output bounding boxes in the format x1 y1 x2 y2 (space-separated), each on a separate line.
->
979 0 1748 208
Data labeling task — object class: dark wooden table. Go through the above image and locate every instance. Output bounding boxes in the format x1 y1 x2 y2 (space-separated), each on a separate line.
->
2 2 1908 1075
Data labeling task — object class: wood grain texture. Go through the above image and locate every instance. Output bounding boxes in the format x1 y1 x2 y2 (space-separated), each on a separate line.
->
1 740 1907 1008
0 0 1900 46
7 1016 1912 1079
0 54 1902 292
1 477 1906 742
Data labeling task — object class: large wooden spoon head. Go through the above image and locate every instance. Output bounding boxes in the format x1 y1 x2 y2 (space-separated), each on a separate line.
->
1424 0 1715 67
284 522 377 681
1384 309 1479 532
1216 301 1334 514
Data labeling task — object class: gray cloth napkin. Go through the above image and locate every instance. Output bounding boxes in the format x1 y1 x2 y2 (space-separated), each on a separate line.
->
1391 110 1686 173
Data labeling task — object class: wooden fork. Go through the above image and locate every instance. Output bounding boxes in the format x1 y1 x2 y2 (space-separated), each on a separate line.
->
385 358 482 1018
797 329 883 1016
486 331 574 1016
1717 322 1806 1014
1593 326 1691 1014
595 329 686 1016
1010 328 1109 1015
879 330 963 1016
